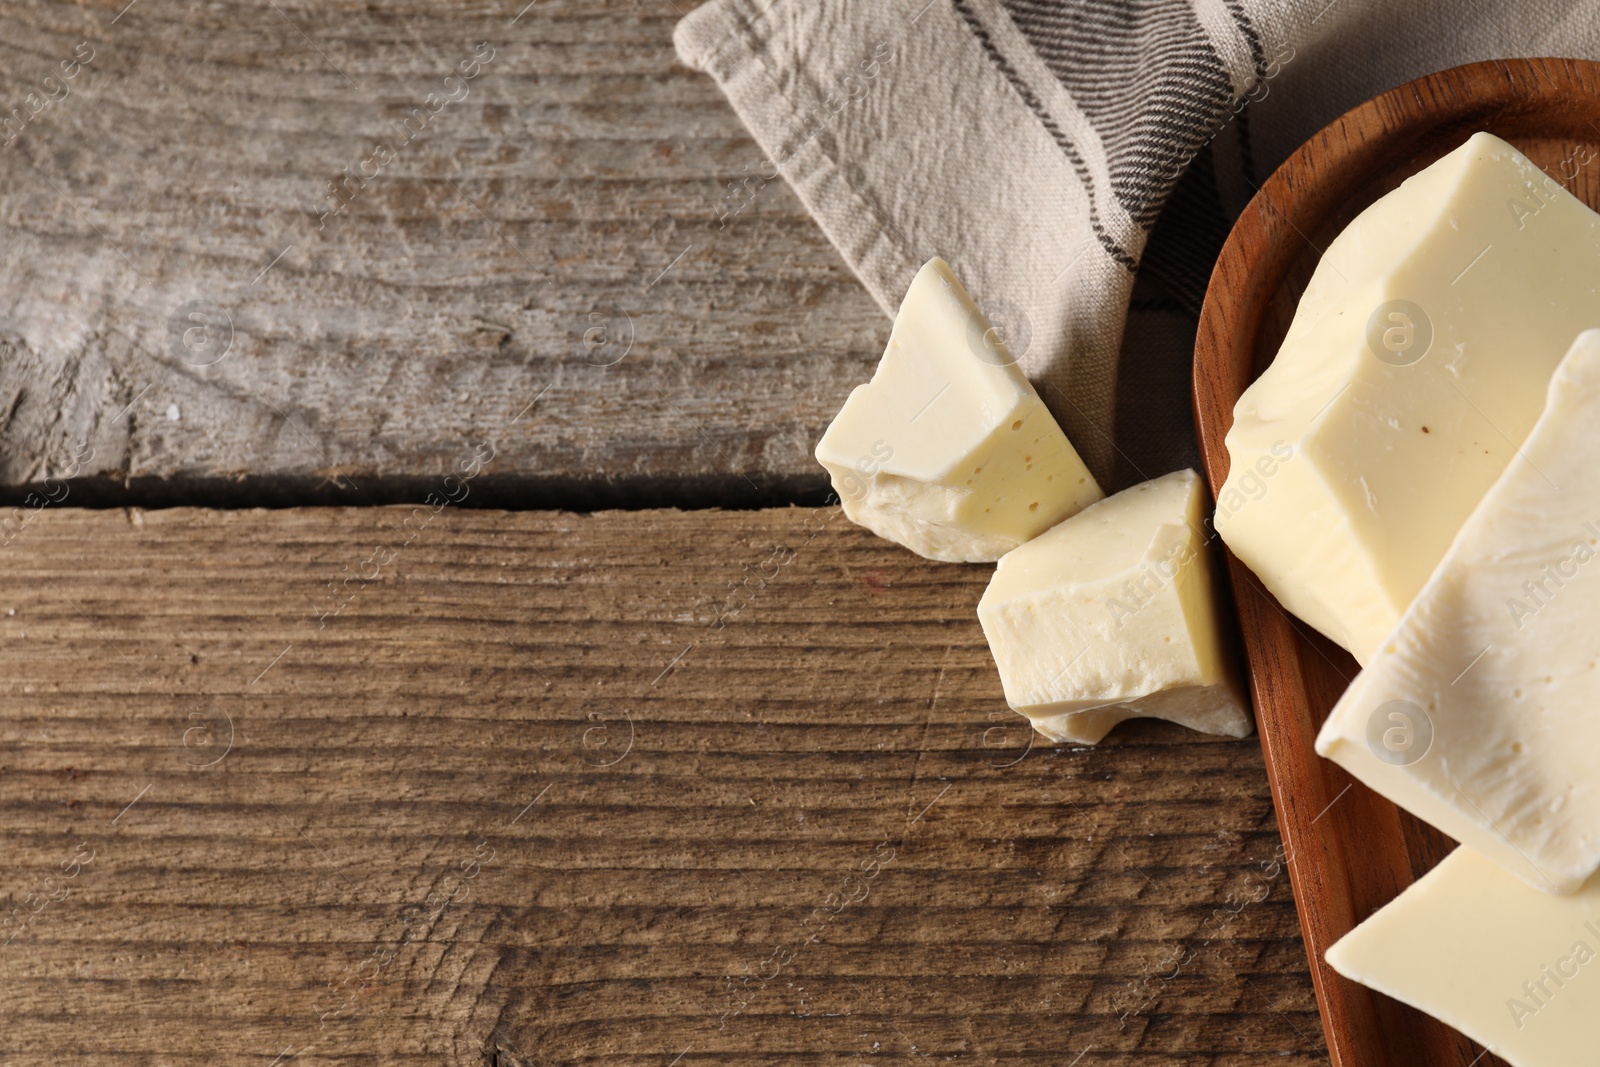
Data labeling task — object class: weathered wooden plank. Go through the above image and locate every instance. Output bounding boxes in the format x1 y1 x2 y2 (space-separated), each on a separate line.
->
0 0 879 504
0 505 1318 1064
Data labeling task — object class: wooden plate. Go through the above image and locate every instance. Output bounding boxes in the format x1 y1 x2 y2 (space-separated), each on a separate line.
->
1192 57 1600 1067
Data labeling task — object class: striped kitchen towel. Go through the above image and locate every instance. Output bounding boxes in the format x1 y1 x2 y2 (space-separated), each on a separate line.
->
674 0 1600 489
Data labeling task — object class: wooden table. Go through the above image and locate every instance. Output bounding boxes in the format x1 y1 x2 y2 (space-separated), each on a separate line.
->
0 1 1323 1062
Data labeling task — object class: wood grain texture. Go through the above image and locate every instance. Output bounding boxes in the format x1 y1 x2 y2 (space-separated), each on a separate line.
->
0 0 879 505
0 505 1319 1064
1192 56 1600 1067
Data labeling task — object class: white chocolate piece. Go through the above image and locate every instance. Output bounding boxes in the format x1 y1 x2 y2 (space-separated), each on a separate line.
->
1218 132 1600 662
1329 847 1600 1067
978 469 1251 744
1318 331 1600 895
815 258 1101 562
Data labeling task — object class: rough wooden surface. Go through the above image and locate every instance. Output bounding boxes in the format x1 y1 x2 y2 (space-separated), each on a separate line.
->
1192 57 1600 1067
0 505 1319 1064
0 0 880 505
0 2 1324 1058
